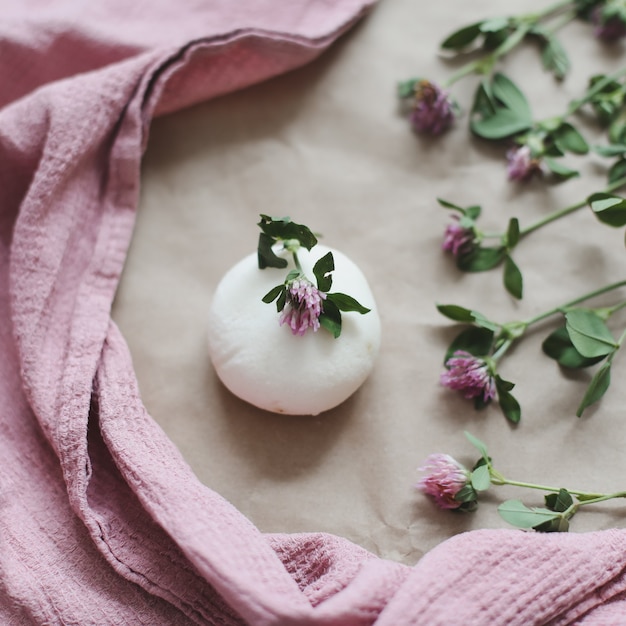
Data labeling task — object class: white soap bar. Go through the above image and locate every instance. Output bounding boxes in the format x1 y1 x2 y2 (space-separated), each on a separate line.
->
208 245 381 415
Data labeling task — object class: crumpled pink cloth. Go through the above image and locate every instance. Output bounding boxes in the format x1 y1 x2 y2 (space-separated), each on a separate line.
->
3 1 626 624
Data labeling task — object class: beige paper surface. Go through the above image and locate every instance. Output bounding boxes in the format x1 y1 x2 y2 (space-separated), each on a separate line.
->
112 0 626 565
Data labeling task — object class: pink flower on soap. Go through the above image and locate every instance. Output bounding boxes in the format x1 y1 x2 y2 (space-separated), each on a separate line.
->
441 350 496 403
442 217 474 258
280 278 326 336
506 145 543 182
417 453 470 510
410 80 456 135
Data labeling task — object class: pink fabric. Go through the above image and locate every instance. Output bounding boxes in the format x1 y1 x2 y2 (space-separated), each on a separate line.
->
2 1 626 624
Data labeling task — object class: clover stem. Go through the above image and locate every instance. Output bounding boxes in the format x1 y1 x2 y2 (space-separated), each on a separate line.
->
518 175 626 237
489 468 609 499
541 9 577 35
292 251 304 275
491 338 514 362
523 0 575 21
523 279 626 326
610 328 626 361
444 23 531 87
443 60 483 88
575 491 626 506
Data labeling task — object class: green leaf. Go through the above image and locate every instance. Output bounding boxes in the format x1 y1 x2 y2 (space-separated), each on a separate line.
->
544 142 566 158
257 232 288 269
588 192 626 227
457 246 506 272
533 516 570 533
609 119 626 145
503 255 523 300
498 500 561 529
454 484 479 507
441 22 483 50
609 159 626 184
436 304 475 323
326 292 370 314
257 214 318 250
577 492 604 502
313 251 334 293
397 79 419 99
465 205 482 220
262 284 285 304
470 464 491 491
491 73 532 120
506 218 520 248
565 309 617 358
496 379 521 424
471 313 500 332
445 327 495 363
479 17 510 33
276 287 287 312
545 488 574 513
544 157 580 180
542 325 606 368
538 30 570 79
471 109 532 139
472 80 497 117
437 199 482 221
482 28 510 51
577 362 612 417
553 122 589 154
437 197 465 212
593 144 626 157
495 375 514 393
435 305 497 331
464 431 490 462
319 299 342 338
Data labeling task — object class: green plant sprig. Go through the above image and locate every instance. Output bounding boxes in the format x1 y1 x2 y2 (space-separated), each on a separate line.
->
257 215 370 339
438 279 626 420
461 432 626 532
440 0 578 87
438 173 626 298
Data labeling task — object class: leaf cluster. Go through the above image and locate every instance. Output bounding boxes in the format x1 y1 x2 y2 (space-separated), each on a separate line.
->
587 73 626 134
542 308 620 416
257 215 318 269
588 191 626 247
471 73 588 179
498 495 572 533
441 18 518 54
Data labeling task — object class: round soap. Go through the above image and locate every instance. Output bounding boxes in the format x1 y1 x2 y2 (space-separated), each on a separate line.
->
208 244 381 415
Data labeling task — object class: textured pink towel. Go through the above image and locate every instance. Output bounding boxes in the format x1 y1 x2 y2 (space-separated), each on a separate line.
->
3 1 626 624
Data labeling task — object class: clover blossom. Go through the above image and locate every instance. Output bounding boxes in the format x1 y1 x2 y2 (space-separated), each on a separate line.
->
417 453 471 510
506 145 543 182
592 7 626 41
441 350 496 403
279 277 327 336
442 216 474 257
410 80 456 135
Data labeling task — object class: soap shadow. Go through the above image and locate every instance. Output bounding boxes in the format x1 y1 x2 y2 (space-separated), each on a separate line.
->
211 369 362 481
